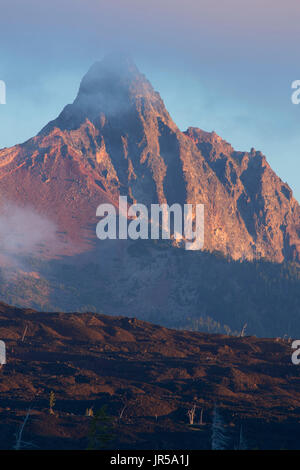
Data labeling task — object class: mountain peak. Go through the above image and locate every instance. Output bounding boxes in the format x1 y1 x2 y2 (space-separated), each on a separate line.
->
40 54 161 134
76 53 155 107
0 55 299 268
78 54 142 97
83 53 140 80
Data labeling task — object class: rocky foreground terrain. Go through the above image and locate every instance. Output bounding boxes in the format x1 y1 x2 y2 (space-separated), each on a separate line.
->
0 302 299 450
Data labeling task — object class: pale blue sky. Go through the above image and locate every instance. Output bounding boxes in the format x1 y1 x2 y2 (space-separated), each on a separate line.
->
0 0 299 200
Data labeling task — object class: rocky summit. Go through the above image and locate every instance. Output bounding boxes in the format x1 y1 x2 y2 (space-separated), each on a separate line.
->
0 54 298 262
0 55 299 336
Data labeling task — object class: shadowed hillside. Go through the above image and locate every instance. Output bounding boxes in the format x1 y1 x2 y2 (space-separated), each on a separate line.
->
0 302 299 449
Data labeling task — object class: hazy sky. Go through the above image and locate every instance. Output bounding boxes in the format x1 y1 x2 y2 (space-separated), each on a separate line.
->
0 0 299 200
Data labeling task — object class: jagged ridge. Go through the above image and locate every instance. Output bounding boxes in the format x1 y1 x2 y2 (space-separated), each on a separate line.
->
0 54 298 262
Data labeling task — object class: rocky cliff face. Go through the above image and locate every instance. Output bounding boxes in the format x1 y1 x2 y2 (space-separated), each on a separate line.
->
0 54 298 262
184 128 300 262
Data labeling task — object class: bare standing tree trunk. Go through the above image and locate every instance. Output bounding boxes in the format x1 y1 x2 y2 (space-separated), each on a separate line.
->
13 408 37 450
211 405 232 450
187 404 196 425
119 404 127 422
21 325 28 342
199 408 204 425
239 323 247 337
